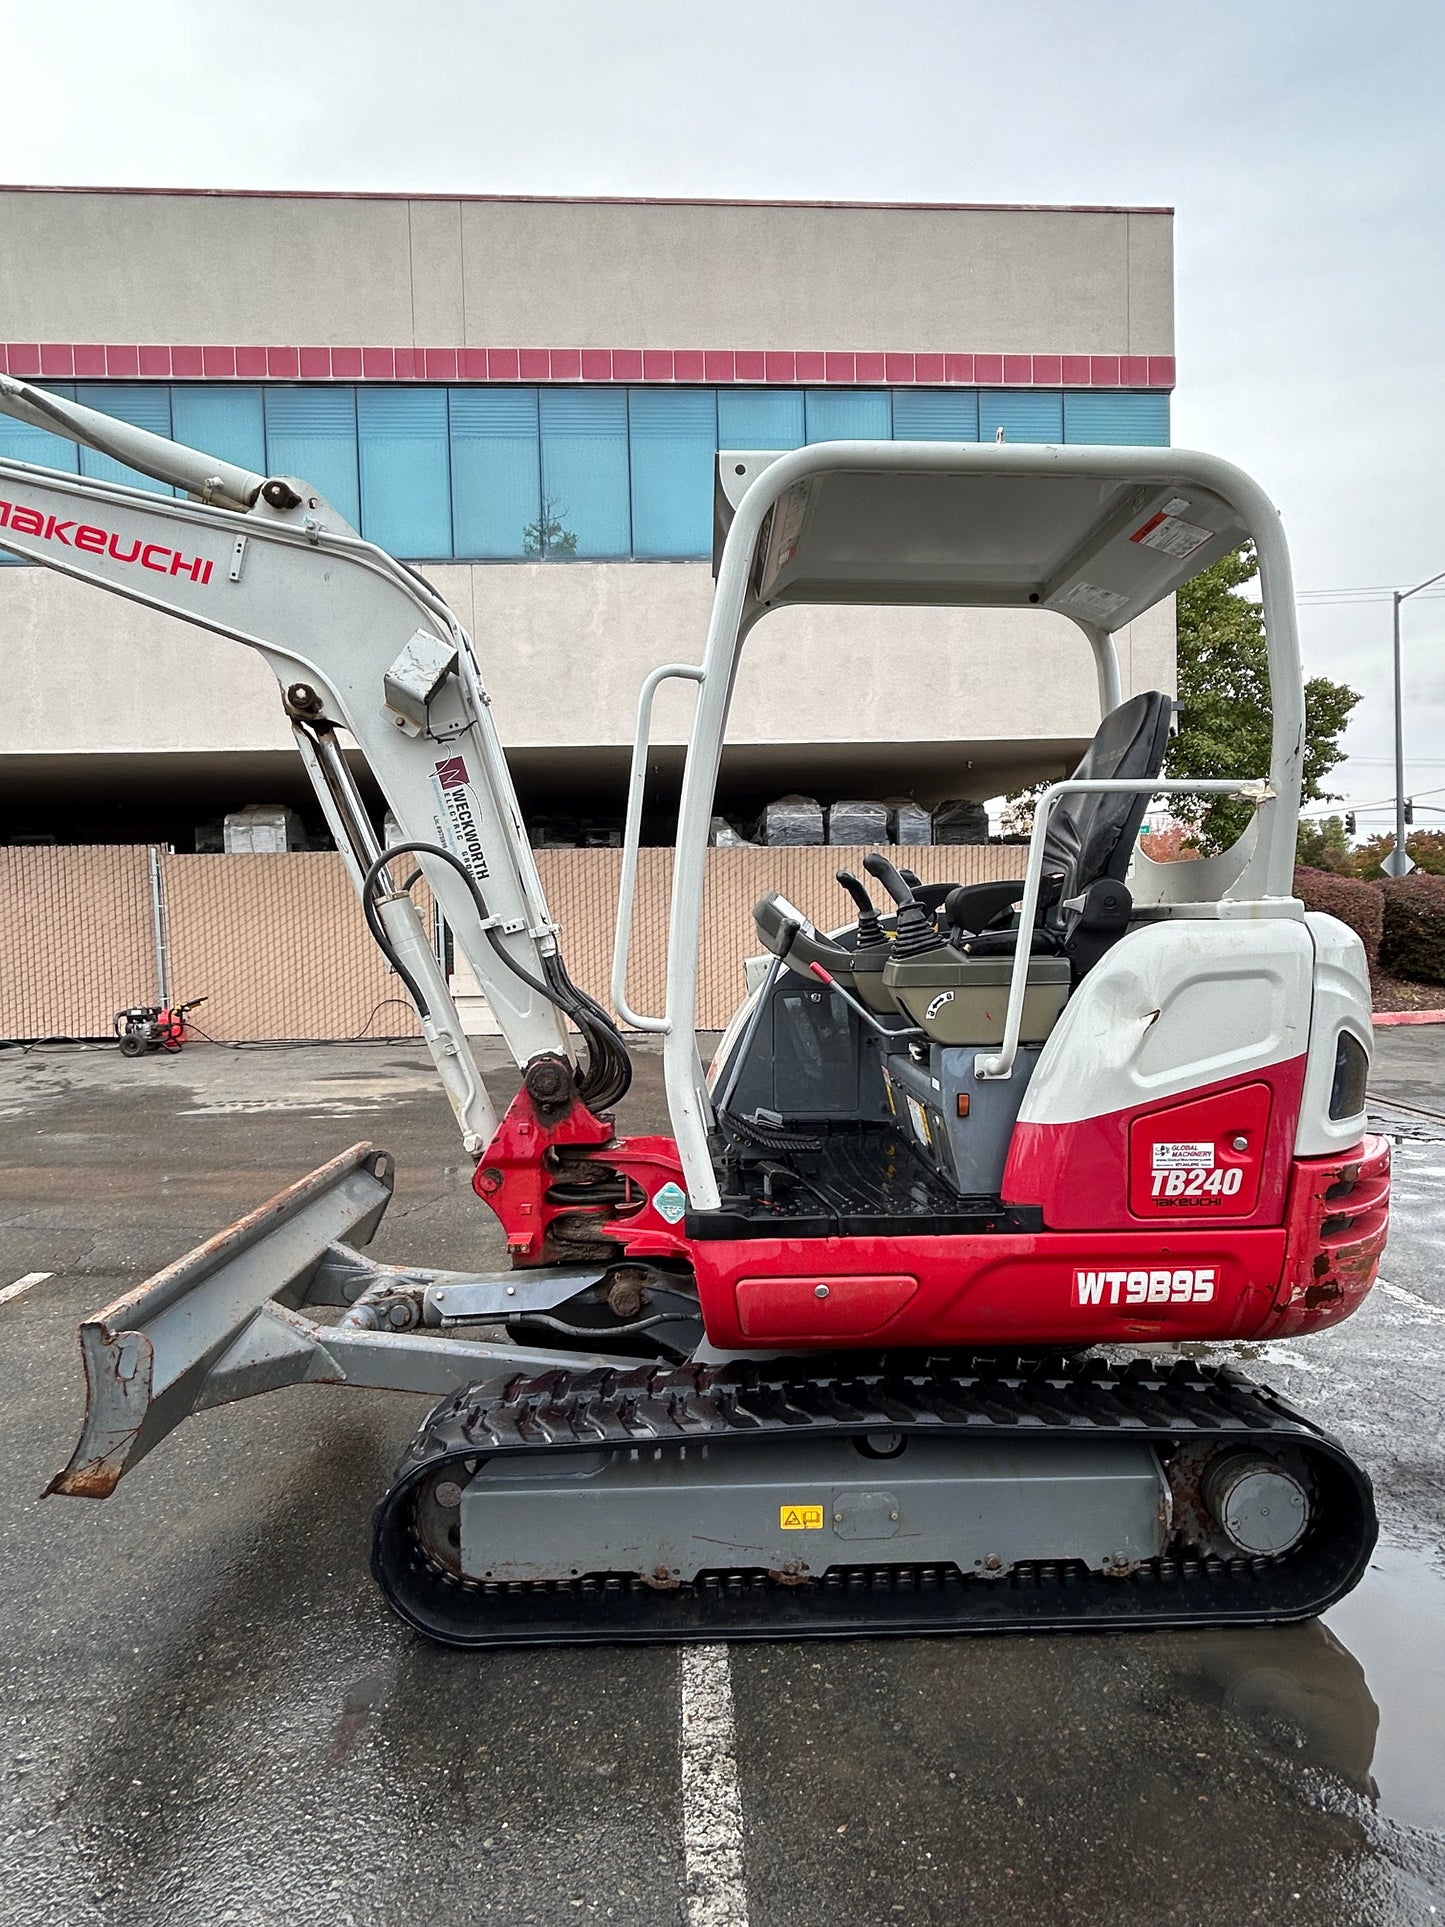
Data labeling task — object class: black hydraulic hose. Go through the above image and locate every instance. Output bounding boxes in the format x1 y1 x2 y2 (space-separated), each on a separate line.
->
360 842 632 1115
360 851 433 1019
545 951 633 1109
362 842 572 1016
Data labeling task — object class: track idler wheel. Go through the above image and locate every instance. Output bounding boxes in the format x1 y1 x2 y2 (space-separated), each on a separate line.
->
1167 1442 1313 1561
1203 1452 1310 1557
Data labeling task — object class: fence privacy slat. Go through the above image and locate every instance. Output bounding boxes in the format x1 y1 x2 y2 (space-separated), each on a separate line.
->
0 846 156 1039
3 843 1025 1041
157 851 424 1044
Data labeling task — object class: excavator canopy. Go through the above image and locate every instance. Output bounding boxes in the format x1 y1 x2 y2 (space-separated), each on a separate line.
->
713 443 1251 625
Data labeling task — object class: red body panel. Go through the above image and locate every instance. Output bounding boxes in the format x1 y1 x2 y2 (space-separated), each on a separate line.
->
1002 1056 1308 1230
474 1091 1388 1352
1265 1135 1391 1337
689 1136 1390 1349
693 1229 1287 1347
473 1088 691 1265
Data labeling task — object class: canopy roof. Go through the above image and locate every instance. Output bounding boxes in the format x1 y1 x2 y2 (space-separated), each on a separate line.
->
713 443 1252 631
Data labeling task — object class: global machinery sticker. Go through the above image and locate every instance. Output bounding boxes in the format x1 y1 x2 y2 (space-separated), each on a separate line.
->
1148 1139 1244 1203
430 754 491 882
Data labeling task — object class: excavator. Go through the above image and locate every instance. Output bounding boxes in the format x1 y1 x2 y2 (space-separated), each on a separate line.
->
0 374 1387 1646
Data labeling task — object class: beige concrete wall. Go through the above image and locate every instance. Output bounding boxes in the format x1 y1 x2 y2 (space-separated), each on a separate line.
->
458 203 1174 354
0 561 1174 769
0 192 1172 354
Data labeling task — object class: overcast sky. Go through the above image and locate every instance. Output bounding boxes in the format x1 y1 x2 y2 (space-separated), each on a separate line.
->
3 0 1442 831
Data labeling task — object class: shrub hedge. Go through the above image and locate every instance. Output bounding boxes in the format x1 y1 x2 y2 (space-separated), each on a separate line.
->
1379 873 1445 985
1293 866 1384 968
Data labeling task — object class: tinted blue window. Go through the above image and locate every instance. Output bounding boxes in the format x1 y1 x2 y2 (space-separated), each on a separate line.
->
450 387 541 558
538 388 630 558
718 388 805 450
804 389 892 442
977 389 1064 444
891 389 980 441
170 385 266 477
0 384 78 564
629 387 716 559
357 386 452 556
264 387 360 528
3 380 1175 565
75 383 174 493
1063 390 1171 445
0 381 79 473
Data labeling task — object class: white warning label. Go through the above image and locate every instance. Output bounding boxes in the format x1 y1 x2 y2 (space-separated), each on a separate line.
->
1058 580 1129 621
1130 511 1213 560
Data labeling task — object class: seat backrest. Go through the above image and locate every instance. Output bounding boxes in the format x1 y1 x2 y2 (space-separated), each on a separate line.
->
1041 690 1173 896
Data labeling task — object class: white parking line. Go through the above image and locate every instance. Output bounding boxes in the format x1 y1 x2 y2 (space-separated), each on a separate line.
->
0 1271 53 1307
1378 1279 1445 1323
679 1643 749 1927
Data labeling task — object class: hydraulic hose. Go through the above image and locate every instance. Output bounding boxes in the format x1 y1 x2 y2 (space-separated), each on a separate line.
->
359 842 631 1114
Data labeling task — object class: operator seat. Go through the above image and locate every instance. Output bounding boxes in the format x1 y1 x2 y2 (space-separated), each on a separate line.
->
943 689 1173 974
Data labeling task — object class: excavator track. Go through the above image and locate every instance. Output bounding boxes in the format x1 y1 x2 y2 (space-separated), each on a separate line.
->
371 1354 1376 1648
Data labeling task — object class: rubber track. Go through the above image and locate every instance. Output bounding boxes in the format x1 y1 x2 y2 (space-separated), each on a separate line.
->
371 1354 1377 1648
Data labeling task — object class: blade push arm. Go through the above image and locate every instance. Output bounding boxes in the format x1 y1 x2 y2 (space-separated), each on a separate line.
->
0 375 619 1146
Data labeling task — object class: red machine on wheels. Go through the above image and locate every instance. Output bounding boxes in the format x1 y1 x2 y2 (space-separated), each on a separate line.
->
0 374 1386 1647
113 996 207 1056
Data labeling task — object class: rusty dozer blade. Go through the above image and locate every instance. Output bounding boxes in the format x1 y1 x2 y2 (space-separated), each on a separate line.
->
49 1144 395 1499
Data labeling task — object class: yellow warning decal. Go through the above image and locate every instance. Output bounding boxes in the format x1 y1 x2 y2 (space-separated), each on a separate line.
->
779 1504 825 1530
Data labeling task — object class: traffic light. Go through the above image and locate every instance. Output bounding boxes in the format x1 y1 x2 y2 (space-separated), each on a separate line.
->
1345 812 1357 836
1405 798 1415 825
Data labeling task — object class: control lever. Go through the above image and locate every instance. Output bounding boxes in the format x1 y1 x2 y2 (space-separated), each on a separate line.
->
835 869 888 951
862 853 942 959
862 852 915 906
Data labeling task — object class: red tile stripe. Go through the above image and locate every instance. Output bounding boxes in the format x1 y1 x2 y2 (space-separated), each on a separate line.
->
0 344 1176 388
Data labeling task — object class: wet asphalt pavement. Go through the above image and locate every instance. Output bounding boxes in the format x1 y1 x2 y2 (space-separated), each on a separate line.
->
1 1030 1443 1926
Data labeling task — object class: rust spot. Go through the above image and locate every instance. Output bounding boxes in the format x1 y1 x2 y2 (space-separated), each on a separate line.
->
1303 1279 1342 1309
45 1463 122 1500
767 1563 812 1587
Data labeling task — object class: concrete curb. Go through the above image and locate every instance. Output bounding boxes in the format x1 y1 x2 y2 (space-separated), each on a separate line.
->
1373 1009 1445 1027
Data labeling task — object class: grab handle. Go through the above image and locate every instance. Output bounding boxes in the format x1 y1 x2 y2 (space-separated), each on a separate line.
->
611 662 706 1032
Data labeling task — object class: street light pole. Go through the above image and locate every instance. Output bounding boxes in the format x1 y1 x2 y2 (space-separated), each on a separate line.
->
1387 565 1445 877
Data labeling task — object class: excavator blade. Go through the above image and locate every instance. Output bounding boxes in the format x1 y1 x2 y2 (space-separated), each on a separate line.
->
49 1144 395 1498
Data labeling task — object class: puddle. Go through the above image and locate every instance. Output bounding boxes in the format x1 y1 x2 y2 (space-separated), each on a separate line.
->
1325 1540 1445 1831
329 1670 393 1765
1178 1541 1445 1831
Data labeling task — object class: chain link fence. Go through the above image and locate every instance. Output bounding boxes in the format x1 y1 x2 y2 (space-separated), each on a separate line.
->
1 842 1024 1042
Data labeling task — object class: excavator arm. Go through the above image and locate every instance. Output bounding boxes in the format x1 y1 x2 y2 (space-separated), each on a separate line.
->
0 373 631 1149
1 373 650 1498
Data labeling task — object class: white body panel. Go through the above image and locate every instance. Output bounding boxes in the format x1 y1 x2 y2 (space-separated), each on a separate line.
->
1017 919 1314 1128
1296 913 1373 1155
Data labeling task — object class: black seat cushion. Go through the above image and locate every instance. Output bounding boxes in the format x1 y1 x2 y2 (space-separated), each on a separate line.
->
1041 690 1173 896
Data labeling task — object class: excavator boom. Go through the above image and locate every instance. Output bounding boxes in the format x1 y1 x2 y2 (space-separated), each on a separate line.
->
0 371 634 1149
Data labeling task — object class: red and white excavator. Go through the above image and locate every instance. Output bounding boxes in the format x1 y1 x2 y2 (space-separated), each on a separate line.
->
0 374 1387 1646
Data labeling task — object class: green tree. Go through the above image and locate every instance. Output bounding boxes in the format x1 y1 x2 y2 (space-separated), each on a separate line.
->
1296 813 1353 873
1169 545 1359 853
523 494 579 559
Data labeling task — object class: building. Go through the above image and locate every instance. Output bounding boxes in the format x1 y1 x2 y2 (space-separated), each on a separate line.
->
0 187 1175 851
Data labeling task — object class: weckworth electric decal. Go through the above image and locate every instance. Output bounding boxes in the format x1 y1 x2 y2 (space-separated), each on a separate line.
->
0 501 215 582
431 754 491 881
1073 1266 1217 1308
